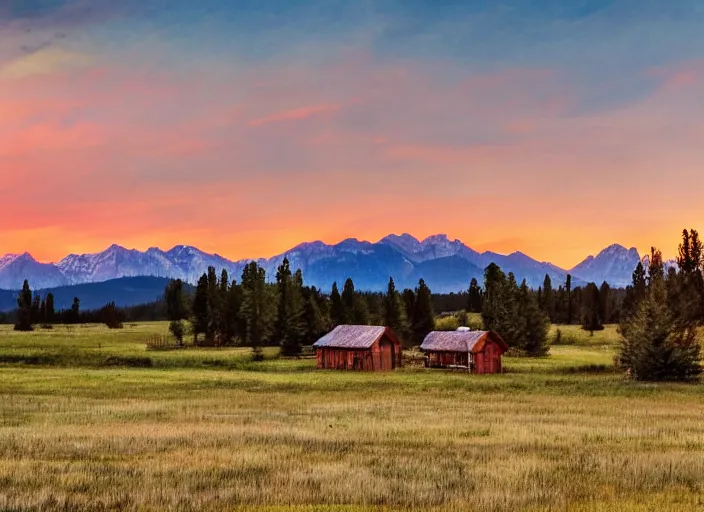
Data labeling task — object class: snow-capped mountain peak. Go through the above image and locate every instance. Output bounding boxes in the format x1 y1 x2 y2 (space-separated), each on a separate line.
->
0 235 657 292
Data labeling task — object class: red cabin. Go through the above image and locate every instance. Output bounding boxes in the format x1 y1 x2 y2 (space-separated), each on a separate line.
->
420 330 508 374
313 325 402 371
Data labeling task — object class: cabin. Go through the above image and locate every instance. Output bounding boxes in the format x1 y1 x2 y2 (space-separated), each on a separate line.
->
420 330 508 374
313 325 402 371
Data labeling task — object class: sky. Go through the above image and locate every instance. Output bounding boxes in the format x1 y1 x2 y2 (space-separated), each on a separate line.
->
1 0 703 268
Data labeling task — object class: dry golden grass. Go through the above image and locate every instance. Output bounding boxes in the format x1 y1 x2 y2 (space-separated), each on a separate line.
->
0 323 703 511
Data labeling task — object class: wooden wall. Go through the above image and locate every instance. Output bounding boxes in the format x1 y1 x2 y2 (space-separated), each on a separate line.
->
425 339 503 374
316 335 402 371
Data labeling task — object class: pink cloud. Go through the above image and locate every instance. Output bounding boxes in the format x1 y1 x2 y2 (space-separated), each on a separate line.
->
248 103 342 127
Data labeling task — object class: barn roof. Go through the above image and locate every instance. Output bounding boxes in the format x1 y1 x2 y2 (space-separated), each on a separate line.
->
313 325 396 349
420 330 508 353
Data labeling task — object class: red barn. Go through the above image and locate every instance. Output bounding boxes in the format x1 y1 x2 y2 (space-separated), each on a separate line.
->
420 330 508 374
313 325 402 371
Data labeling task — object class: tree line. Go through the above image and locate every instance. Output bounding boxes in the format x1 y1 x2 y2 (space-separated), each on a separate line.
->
163 258 437 356
12 280 81 331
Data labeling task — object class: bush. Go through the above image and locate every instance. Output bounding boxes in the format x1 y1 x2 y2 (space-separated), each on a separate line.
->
456 310 469 327
435 316 460 331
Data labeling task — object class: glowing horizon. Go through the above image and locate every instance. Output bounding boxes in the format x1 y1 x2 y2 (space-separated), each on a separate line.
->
1 1 703 269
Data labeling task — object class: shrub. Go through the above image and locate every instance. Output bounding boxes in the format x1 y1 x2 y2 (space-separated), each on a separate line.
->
435 316 460 331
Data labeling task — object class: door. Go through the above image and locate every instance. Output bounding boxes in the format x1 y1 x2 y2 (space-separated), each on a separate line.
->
379 340 394 371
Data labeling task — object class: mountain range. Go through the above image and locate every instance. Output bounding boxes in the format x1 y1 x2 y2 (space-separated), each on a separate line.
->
0 234 655 296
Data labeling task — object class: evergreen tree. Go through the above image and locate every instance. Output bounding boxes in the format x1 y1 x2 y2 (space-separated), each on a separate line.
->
518 280 550 356
70 297 80 324
482 263 508 334
402 289 415 325
341 278 356 322
599 282 612 324
555 285 566 324
214 269 231 345
228 280 244 343
619 257 701 381
581 283 603 333
565 274 573 325
675 229 704 325
100 302 124 329
505 273 525 345
274 258 305 356
45 293 55 323
302 287 327 345
632 261 647 299
191 274 209 344
205 266 219 344
542 274 554 321
351 296 370 325
382 277 410 342
31 293 41 324
467 278 484 313
165 279 188 345
14 280 33 331
330 282 346 327
411 279 435 345
240 262 269 360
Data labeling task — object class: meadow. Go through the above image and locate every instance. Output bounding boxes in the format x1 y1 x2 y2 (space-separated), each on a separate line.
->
0 323 703 511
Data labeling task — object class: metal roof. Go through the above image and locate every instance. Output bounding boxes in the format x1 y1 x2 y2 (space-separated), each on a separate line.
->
313 325 390 349
420 330 507 353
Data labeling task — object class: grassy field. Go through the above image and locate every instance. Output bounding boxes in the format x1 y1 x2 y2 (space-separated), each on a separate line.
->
0 323 703 511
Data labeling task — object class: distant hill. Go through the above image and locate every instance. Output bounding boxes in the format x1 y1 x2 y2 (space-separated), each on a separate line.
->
1 234 652 294
0 276 177 312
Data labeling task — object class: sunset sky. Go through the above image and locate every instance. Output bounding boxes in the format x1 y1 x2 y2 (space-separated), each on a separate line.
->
1 0 703 268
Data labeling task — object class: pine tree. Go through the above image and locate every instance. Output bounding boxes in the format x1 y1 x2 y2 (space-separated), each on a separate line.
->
70 297 80 324
565 274 573 325
675 229 704 325
165 279 188 345
341 278 356 322
482 263 507 334
330 282 346 327
45 293 55 323
467 278 484 313
191 274 209 344
101 302 124 329
302 287 327 345
505 273 526 346
14 280 33 331
240 262 269 360
518 280 550 356
619 258 701 381
382 277 410 342
402 289 415 325
228 280 244 343
31 294 41 324
542 274 554 322
599 282 612 324
205 266 219 344
351 296 370 325
581 283 603 333
411 279 435 345
274 258 305 356
214 269 231 345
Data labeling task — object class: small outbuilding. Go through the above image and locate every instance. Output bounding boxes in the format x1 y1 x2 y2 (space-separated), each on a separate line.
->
313 325 402 371
420 330 508 374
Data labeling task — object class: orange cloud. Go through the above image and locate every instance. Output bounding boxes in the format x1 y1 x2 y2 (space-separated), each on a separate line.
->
248 103 342 127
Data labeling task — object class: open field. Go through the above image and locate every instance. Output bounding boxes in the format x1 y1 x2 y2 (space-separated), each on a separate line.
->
1 323 703 511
